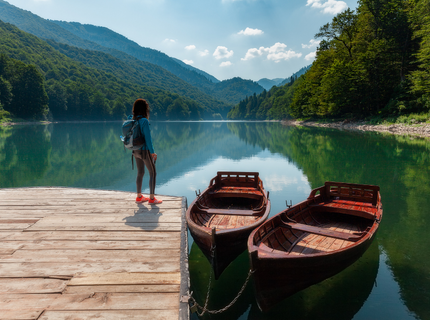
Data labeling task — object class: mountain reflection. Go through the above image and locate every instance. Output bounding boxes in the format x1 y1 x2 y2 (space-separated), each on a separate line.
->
1 122 429 319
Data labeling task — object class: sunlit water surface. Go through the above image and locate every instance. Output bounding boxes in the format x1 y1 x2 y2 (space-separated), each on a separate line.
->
1 121 428 320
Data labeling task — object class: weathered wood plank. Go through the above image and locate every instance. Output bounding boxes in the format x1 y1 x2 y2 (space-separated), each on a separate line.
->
0 188 180 200
0 262 180 277
0 249 16 255
0 219 40 224
0 240 179 250
0 223 33 230
0 309 42 319
27 214 182 224
0 206 183 215
46 292 179 310
0 278 68 294
68 272 181 286
39 310 177 320
0 249 180 263
0 231 181 241
0 242 23 255
0 196 181 203
0 187 188 320
0 293 61 311
63 284 180 294
25 223 182 232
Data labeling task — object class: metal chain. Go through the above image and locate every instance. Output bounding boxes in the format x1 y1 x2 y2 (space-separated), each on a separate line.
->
189 267 254 316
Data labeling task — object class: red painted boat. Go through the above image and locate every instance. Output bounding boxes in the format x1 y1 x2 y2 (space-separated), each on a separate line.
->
186 172 270 279
248 181 383 311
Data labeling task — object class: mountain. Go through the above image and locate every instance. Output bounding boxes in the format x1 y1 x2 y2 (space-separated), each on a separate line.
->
256 66 312 91
257 78 285 90
0 0 264 105
0 20 225 120
50 20 264 103
50 20 220 90
278 65 311 86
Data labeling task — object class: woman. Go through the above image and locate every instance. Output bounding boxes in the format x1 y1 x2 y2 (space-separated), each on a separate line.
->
131 98 162 204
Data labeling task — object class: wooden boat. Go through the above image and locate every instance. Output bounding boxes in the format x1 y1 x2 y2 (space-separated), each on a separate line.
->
186 171 271 279
248 181 383 311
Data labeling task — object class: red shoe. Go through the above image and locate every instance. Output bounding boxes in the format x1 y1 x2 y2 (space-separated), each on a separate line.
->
148 197 163 204
136 195 149 203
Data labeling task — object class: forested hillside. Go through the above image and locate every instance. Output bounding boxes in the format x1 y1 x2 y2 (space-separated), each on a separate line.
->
51 20 220 87
230 0 430 120
228 77 303 120
0 21 223 120
0 0 264 106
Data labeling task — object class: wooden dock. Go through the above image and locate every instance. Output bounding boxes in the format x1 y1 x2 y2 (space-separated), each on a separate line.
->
0 187 189 320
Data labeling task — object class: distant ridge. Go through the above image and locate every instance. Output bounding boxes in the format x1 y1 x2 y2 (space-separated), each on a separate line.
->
257 78 285 90
51 20 263 102
279 65 311 86
50 21 220 89
0 0 264 104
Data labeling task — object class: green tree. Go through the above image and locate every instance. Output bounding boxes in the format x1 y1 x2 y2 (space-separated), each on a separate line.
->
409 0 430 101
315 8 358 59
9 63 48 119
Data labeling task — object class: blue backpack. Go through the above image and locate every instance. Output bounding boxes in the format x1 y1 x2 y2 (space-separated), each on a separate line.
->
120 117 145 150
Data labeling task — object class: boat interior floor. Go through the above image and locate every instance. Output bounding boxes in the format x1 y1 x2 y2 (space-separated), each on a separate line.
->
194 212 261 230
260 220 366 255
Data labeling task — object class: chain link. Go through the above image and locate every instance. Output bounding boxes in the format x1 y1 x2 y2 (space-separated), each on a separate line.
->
189 268 254 316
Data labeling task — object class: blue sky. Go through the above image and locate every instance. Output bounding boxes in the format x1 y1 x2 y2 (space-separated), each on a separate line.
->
6 0 358 81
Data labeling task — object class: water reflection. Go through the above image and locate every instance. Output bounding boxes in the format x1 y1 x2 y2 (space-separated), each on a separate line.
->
1 122 429 319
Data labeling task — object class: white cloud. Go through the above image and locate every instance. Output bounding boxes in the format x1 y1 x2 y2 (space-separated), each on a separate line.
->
185 45 196 50
264 175 298 192
306 0 348 14
213 46 234 59
199 49 209 57
238 27 264 36
163 38 176 44
305 51 317 61
220 61 232 67
183 59 194 65
242 42 302 63
302 39 321 49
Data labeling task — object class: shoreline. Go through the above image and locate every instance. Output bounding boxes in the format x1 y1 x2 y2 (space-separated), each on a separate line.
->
3 119 430 139
282 120 430 139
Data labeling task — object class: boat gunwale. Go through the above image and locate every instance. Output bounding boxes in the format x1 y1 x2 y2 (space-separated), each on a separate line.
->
186 176 271 235
248 183 382 259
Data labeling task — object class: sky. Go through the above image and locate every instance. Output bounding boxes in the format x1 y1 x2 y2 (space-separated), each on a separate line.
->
6 0 359 82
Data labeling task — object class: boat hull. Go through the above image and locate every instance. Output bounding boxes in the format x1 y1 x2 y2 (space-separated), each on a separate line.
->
248 181 382 311
187 172 270 279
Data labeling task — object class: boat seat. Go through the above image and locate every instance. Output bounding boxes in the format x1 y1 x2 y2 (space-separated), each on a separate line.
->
283 222 365 242
197 208 263 216
309 200 378 220
209 187 263 200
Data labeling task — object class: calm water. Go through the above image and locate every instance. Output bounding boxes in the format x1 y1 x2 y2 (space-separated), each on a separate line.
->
1 121 429 320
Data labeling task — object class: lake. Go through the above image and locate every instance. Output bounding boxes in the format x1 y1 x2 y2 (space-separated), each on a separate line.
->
1 121 429 320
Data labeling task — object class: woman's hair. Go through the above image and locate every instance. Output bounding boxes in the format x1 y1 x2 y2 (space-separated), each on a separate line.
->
132 99 150 119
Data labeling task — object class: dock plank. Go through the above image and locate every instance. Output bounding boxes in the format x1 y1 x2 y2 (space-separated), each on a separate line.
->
0 240 179 250
0 278 68 294
0 249 180 263
0 309 42 320
26 223 182 232
0 231 181 241
0 187 189 320
63 284 180 294
68 272 181 286
0 262 179 277
39 310 177 320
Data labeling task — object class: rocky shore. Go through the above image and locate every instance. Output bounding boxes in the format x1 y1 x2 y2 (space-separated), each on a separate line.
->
282 120 430 139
